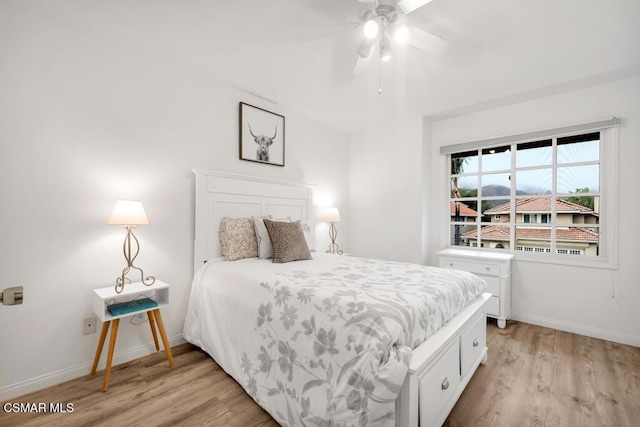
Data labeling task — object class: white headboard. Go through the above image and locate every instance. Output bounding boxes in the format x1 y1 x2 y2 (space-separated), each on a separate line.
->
193 169 314 273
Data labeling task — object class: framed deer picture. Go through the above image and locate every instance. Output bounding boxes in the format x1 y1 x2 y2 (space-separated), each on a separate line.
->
239 102 285 167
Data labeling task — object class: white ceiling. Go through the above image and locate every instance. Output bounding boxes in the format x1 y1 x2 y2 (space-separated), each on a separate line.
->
36 0 640 132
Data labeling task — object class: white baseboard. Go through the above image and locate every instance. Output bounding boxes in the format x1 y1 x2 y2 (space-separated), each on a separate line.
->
511 312 640 347
0 334 186 402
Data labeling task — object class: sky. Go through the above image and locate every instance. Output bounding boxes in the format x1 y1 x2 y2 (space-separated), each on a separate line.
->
454 139 600 196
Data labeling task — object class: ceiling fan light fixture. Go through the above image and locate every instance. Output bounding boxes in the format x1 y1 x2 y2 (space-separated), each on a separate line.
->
379 36 391 62
363 19 379 39
394 25 410 44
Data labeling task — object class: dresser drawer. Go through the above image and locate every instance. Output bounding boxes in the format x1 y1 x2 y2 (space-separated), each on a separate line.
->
440 257 499 277
418 339 461 427
484 276 500 296
460 313 487 377
438 249 513 329
486 295 500 317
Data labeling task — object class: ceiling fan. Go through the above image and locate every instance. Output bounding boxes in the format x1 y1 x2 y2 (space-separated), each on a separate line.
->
355 0 449 66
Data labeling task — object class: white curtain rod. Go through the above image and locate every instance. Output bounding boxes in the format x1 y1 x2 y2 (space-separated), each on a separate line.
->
440 117 621 155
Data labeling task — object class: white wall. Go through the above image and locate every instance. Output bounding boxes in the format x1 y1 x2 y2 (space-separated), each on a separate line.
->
427 76 640 346
348 116 427 264
0 3 349 399
348 76 639 347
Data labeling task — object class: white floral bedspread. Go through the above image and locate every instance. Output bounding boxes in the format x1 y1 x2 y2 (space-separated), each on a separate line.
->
183 254 486 426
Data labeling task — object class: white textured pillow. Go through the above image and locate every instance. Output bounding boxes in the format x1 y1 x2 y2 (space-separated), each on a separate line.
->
219 217 258 261
252 216 272 259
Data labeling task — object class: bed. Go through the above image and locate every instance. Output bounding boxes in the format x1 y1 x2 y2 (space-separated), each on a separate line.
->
184 169 491 427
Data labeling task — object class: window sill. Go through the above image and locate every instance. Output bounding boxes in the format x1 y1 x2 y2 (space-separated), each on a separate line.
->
513 251 617 270
442 246 616 270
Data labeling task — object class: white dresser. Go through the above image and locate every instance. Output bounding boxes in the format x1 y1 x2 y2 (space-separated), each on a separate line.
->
437 248 514 329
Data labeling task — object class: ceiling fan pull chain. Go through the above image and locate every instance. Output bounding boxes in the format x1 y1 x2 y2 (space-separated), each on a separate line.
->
378 56 383 94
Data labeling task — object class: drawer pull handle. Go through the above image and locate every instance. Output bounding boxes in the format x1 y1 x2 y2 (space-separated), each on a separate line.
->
441 378 449 390
485 267 490 271
449 263 454 267
473 338 479 347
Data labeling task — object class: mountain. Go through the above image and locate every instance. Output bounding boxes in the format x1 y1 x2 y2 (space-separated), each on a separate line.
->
482 185 542 197
482 185 510 197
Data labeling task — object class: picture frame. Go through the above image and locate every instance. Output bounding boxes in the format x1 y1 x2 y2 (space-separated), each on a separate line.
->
239 102 285 167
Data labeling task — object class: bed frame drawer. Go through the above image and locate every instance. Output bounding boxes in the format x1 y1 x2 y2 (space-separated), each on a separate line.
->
418 339 461 427
460 312 487 377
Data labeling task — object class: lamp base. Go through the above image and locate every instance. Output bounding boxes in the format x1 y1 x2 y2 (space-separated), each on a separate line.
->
325 222 344 255
325 244 343 255
115 226 155 294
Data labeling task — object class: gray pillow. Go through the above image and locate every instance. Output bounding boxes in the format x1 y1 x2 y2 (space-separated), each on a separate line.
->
263 219 312 263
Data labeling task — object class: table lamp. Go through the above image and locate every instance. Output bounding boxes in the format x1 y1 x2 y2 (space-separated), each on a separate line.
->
107 200 155 293
323 207 343 255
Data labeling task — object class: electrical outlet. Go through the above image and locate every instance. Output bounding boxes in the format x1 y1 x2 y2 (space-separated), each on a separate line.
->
133 312 147 323
83 317 97 335
0 286 23 305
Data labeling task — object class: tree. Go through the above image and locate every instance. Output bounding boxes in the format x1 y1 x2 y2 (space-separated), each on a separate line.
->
451 158 467 245
451 158 466 196
565 187 594 210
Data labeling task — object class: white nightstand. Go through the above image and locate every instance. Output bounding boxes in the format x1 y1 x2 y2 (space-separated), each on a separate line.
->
437 249 514 329
91 280 174 391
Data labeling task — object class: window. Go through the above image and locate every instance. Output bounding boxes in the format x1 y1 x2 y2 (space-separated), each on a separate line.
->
445 118 618 267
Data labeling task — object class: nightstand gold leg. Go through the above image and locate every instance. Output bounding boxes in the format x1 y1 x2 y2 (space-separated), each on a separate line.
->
103 318 120 392
147 311 160 351
91 321 110 376
152 309 174 368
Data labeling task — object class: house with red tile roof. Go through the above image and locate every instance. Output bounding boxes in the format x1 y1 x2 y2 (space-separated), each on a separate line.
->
460 197 599 255
484 197 599 225
450 201 479 222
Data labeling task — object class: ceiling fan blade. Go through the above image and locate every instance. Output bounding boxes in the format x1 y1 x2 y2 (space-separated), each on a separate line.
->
397 0 435 14
353 53 373 75
357 36 375 59
407 25 449 55
351 36 374 75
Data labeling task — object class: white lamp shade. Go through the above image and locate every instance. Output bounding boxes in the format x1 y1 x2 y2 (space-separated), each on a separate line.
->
107 200 149 225
322 207 341 222
394 25 410 44
363 19 379 39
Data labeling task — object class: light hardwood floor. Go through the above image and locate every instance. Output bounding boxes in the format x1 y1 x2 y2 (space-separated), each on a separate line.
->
445 320 640 427
2 320 639 426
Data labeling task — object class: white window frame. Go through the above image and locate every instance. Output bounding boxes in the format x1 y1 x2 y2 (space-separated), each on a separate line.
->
442 118 619 270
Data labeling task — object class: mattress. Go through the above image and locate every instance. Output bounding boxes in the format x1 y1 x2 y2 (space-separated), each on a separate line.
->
183 253 486 426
